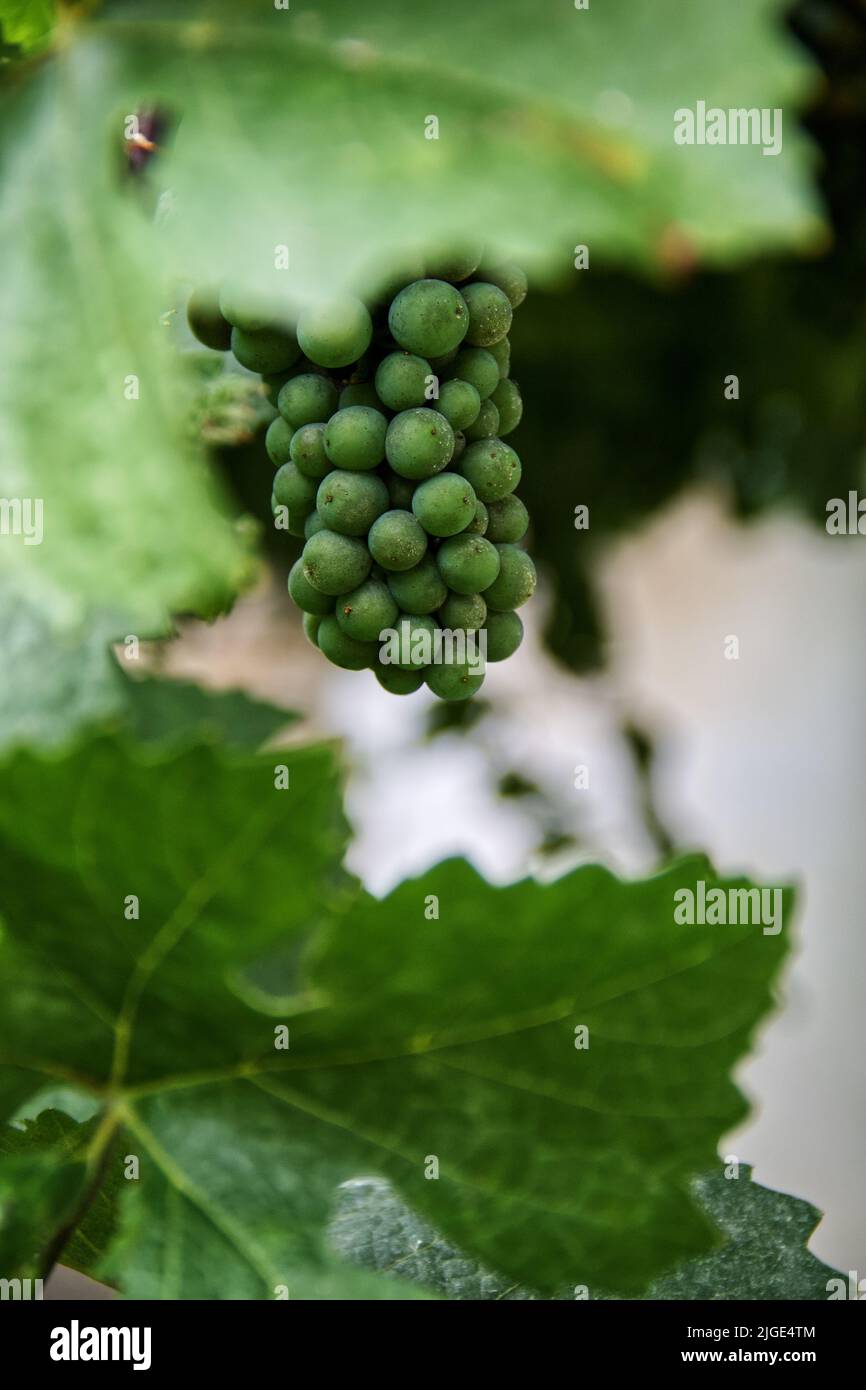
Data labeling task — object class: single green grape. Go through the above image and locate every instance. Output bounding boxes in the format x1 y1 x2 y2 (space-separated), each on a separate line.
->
458 438 521 501
446 348 499 401
302 612 323 647
374 352 433 411
272 463 318 534
373 663 426 694
335 577 399 642
485 494 528 544
317 614 379 670
412 473 477 537
439 591 487 631
289 422 330 479
297 297 373 368
368 509 428 571
187 286 232 351
278 374 339 429
424 245 483 282
436 534 501 595
483 610 524 661
387 554 448 614
304 510 327 540
316 469 389 536
483 544 537 610
488 337 510 379
465 498 489 535
464 398 500 441
426 663 484 701
323 406 388 471
218 280 276 332
435 378 481 431
389 613 438 670
451 431 467 464
265 416 294 466
302 529 372 595
478 261 528 308
388 279 469 358
427 346 460 372
385 407 454 479
338 381 382 411
490 378 523 435
230 326 300 376
383 469 416 511
288 558 333 615
461 282 513 347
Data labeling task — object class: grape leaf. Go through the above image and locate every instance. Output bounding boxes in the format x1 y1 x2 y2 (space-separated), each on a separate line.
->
0 0 55 55
116 673 298 750
0 1109 122 1279
331 1167 842 1300
0 736 789 1296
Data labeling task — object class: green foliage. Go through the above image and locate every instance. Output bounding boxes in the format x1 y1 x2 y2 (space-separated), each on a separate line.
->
331 1166 842 1300
0 737 791 1296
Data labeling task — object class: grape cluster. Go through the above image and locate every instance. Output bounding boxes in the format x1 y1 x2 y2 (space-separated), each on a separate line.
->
187 254 535 699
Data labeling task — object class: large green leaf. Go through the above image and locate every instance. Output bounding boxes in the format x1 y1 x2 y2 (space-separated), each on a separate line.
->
332 1166 842 1300
0 736 790 1296
0 0 822 667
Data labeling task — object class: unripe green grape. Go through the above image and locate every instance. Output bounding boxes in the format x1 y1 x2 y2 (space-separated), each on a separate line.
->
288 558 333 615
388 279 468 358
484 610 524 661
458 438 521 502
387 554 448 614
218 280 277 332
230 325 300 376
451 431 467 464
290 422 330 479
483 544 537 610
478 261 528 308
424 245 483 282
385 407 454 479
485 494 528 544
428 346 459 372
464 399 500 441
461 282 513 347
316 469 389 536
302 529 372 595
278 374 339 429
488 337 510 379
324 406 388 471
490 378 523 435
187 286 232 351
368 509 427 571
304 510 327 540
297 296 373 368
339 381 382 410
317 614 378 670
465 499 489 535
446 348 499 401
374 663 426 694
426 663 484 702
375 352 432 411
439 591 487 631
435 378 481 431
265 416 294 466
335 576 398 642
412 473 477 537
391 613 438 669
272 462 318 530
302 612 323 647
436 534 501 595
383 469 416 511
